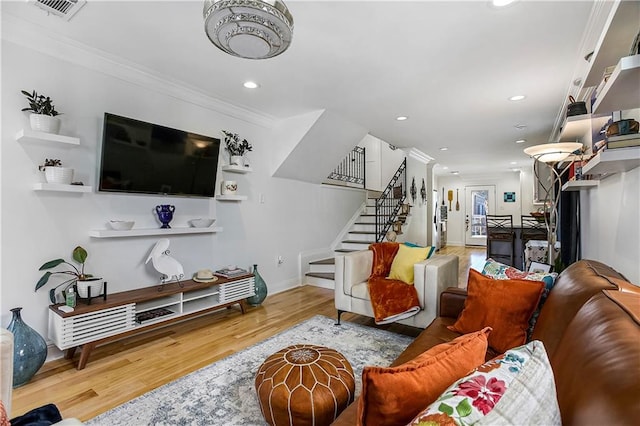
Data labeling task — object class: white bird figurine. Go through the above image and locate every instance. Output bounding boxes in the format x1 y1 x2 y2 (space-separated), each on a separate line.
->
145 238 184 285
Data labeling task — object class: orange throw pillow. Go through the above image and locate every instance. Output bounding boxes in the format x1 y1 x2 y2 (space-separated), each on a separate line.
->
357 328 490 426
449 269 544 354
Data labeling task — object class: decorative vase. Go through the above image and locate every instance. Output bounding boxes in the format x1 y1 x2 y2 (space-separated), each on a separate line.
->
246 264 267 306
230 155 244 167
155 204 175 228
29 114 61 134
76 278 104 299
6 307 47 388
221 180 237 195
44 167 74 184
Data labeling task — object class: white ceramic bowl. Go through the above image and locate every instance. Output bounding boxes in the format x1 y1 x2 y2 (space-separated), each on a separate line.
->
189 218 216 228
109 220 135 231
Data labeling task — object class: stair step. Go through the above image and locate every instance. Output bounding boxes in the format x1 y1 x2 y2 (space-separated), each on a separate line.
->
309 258 335 265
349 231 377 235
334 249 358 253
341 240 374 244
305 272 335 280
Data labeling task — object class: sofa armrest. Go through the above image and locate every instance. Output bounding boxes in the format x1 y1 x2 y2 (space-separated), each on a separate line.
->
439 287 468 319
335 250 373 311
413 254 459 324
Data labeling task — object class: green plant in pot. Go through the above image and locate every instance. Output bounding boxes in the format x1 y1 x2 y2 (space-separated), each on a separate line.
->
222 130 252 166
21 89 62 134
38 158 74 185
36 246 103 303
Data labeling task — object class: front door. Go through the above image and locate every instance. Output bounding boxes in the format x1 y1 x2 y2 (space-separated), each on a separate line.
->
465 185 496 246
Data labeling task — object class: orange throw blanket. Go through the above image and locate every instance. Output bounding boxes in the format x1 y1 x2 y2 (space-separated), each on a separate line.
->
368 242 421 324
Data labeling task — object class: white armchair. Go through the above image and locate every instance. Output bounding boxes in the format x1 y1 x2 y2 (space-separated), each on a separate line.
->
334 251 458 328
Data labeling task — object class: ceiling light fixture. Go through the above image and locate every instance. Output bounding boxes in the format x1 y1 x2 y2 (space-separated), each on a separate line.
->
492 0 516 7
203 0 294 60
510 161 517 165
396 116 408 121
451 171 460 175
509 95 526 101
243 81 259 89
439 147 448 151
515 139 526 144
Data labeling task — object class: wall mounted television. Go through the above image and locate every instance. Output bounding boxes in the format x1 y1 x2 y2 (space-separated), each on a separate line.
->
98 113 220 197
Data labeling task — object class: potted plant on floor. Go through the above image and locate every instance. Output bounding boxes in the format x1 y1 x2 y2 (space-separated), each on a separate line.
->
38 158 74 185
222 130 252 166
36 246 103 303
21 89 62 134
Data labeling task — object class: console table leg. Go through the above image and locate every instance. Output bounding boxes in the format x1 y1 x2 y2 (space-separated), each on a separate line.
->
77 342 96 370
64 347 77 360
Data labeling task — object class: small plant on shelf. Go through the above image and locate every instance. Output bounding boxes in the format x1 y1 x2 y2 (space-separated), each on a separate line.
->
21 90 61 116
36 246 94 303
222 130 253 156
38 158 62 171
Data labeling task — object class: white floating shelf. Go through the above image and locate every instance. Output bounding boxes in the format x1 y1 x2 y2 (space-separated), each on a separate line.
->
558 114 610 143
16 129 80 146
33 183 92 193
592 54 640 114
216 195 247 201
582 147 640 178
561 180 599 192
221 165 253 174
89 226 223 238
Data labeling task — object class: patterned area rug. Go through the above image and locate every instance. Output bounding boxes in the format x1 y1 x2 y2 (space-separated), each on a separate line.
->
87 315 414 425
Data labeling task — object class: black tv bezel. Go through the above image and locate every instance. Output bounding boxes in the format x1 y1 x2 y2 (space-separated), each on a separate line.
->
98 113 220 198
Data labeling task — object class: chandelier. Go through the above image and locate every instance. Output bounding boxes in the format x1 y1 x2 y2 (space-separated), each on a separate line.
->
203 0 294 59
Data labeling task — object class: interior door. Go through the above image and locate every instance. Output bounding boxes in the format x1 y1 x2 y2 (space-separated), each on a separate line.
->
465 185 496 246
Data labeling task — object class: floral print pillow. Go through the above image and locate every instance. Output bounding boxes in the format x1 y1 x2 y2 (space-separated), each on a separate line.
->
407 342 536 426
481 258 557 338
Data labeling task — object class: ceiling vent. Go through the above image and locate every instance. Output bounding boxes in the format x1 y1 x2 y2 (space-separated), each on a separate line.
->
32 0 86 21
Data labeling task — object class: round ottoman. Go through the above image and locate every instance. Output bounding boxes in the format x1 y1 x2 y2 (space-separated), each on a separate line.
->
255 344 355 426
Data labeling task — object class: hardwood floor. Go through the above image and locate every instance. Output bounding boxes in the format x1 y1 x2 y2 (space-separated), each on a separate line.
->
11 246 481 422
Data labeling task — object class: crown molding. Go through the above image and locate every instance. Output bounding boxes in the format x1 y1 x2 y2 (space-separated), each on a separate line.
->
406 148 434 164
1 14 276 129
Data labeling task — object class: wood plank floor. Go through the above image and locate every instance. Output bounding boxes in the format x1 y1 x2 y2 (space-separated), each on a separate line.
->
10 246 483 422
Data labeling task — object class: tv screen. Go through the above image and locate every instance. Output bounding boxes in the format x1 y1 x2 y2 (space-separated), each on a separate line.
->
99 113 220 197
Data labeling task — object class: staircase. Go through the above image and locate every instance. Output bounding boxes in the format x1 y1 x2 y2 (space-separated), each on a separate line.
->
304 191 407 288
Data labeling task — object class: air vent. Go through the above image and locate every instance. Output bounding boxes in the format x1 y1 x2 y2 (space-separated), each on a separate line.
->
32 0 86 21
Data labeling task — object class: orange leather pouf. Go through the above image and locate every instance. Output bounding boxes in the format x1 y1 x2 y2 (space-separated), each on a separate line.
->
255 344 355 426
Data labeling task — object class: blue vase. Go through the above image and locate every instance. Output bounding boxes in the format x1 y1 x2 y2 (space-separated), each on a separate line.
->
155 204 175 228
6 307 47 388
246 264 267 306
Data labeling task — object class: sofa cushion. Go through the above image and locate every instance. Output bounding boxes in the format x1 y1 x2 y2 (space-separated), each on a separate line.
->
388 244 433 284
449 269 544 354
357 328 490 426
550 290 640 425
407 340 560 426
482 258 557 338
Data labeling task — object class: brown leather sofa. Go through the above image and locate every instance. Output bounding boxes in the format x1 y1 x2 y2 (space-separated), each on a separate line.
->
332 259 640 425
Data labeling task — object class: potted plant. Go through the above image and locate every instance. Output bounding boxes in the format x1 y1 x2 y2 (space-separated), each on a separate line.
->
21 90 62 134
222 130 252 166
38 158 74 185
36 246 103 303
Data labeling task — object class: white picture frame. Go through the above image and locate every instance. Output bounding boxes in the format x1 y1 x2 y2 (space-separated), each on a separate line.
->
529 261 551 273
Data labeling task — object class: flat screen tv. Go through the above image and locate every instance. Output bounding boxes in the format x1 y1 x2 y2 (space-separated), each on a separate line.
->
99 113 220 197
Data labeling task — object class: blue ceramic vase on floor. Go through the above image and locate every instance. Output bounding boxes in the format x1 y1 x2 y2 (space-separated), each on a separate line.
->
246 264 267 306
6 307 47 387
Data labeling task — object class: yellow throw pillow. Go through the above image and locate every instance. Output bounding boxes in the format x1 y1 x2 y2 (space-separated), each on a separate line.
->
387 244 432 284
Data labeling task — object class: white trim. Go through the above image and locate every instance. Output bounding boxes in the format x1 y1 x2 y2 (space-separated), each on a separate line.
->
406 148 434 164
1 14 276 128
331 201 367 249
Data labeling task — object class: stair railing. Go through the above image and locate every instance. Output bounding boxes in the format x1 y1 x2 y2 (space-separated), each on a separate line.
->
327 146 366 189
375 158 407 241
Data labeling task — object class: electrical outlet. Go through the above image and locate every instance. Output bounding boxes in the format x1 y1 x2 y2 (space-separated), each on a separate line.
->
277 255 284 266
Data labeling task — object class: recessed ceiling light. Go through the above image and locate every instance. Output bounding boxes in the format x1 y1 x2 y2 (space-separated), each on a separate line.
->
515 124 527 130
511 168 520 172
510 161 517 165
515 139 526 144
439 147 448 151
442 166 449 170
509 95 526 101
243 81 259 89
396 116 408 121
493 0 516 7
451 171 460 175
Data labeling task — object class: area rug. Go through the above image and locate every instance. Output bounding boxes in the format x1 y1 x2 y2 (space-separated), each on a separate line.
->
87 315 414 425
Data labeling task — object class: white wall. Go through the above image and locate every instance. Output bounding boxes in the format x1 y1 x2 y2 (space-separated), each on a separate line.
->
435 172 529 246
581 166 640 284
0 40 364 338
400 156 430 246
